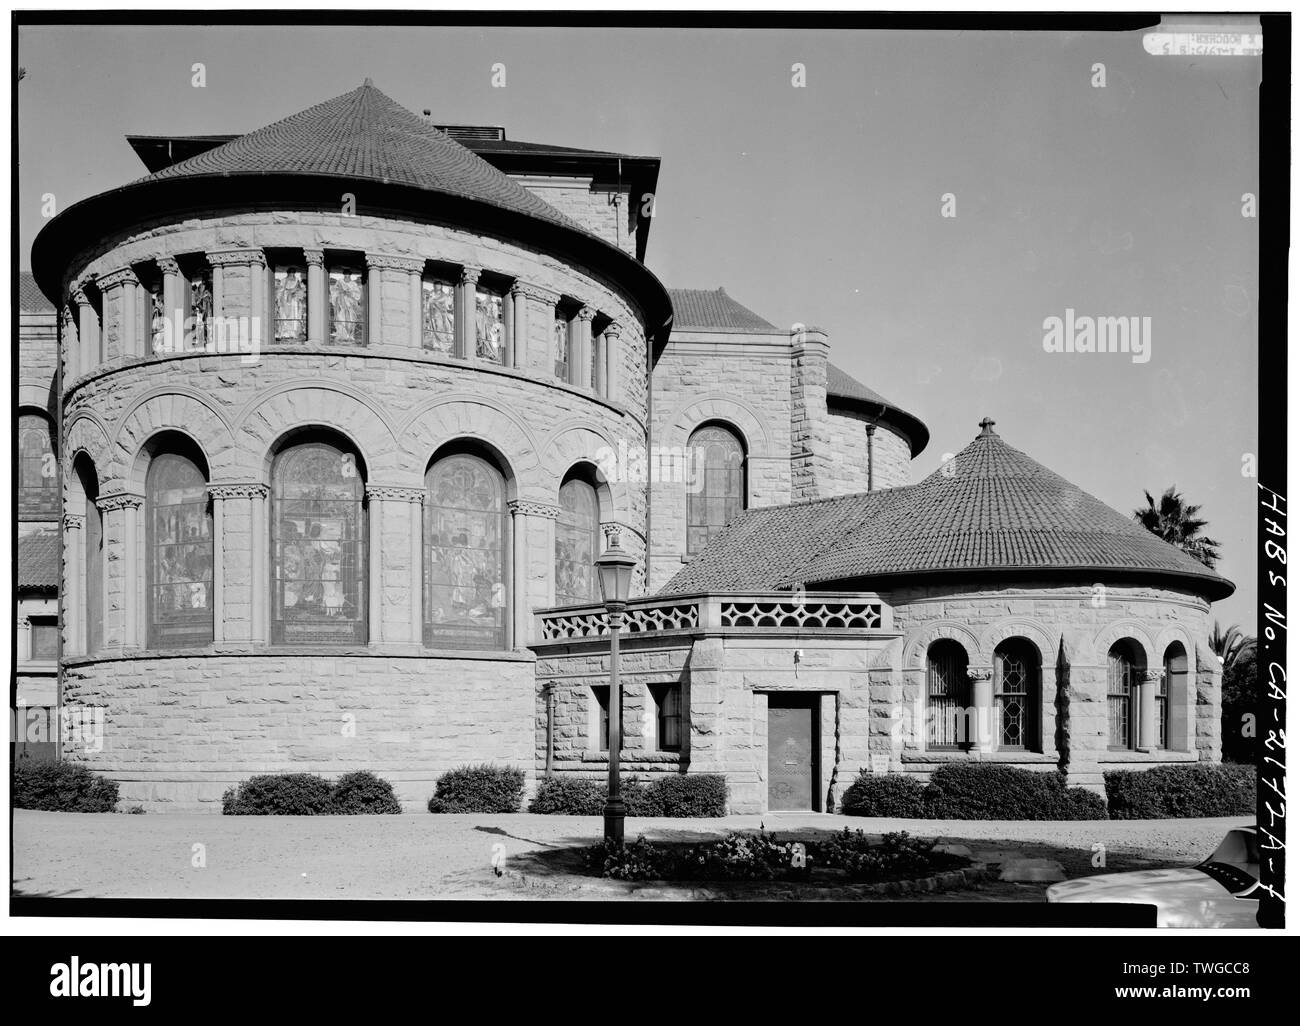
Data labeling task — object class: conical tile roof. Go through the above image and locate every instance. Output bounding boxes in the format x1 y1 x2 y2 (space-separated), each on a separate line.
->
664 419 1233 600
139 80 572 227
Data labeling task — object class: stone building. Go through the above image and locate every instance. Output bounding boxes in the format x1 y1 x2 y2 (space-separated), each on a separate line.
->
25 81 1231 812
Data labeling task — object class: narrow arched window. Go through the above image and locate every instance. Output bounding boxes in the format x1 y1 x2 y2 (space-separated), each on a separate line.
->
271 439 367 645
687 424 745 554
994 638 1039 751
425 453 507 649
927 640 970 750
1162 642 1188 751
556 476 599 606
1107 641 1141 750
18 412 58 517
146 451 213 648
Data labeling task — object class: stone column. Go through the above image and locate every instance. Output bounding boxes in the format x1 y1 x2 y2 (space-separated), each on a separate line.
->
603 322 621 402
365 257 383 346
63 514 84 655
502 284 515 367
210 484 269 646
455 267 480 359
575 306 595 389
95 491 144 653
210 261 225 323
968 667 995 753
61 306 80 381
1139 668 1162 752
98 268 139 361
593 323 607 395
156 257 181 354
71 284 98 377
249 485 269 645
510 284 528 367
365 486 384 643
305 249 326 344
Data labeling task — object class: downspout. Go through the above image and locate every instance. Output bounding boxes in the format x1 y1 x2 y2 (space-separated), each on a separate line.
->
865 403 886 492
544 682 555 778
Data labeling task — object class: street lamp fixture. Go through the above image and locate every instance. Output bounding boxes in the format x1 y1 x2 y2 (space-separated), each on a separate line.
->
595 527 636 846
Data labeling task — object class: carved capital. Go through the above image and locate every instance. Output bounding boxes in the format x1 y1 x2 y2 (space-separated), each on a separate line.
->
966 667 994 682
70 287 92 308
576 305 596 323
509 281 527 298
97 268 139 291
64 514 85 531
603 321 622 339
508 499 560 520
18 617 31 630
520 284 558 305
206 249 263 267
96 491 145 512
365 485 425 503
156 256 181 276
459 266 481 287
208 483 269 501
303 249 325 267
367 254 423 273
1141 668 1165 683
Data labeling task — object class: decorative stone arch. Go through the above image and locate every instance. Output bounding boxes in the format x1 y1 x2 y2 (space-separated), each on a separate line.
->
901 619 982 671
542 422 631 516
111 389 237 486
19 383 55 413
664 394 773 457
1153 624 1199 675
400 394 545 500
1092 618 1157 668
125 428 216 494
978 618 1057 668
64 412 112 483
236 382 401 484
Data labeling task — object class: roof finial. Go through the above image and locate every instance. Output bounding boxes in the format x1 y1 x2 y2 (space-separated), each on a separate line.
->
363 77 374 87
979 416 997 437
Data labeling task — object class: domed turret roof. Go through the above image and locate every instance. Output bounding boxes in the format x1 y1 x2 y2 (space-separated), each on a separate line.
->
665 418 1234 601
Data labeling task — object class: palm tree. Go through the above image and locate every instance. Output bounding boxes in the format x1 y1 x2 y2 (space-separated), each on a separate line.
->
1209 621 1257 669
1134 486 1222 569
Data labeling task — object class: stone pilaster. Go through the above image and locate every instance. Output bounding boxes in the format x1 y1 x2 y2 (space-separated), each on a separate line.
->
95 491 145 652
790 325 830 501
509 283 528 367
71 283 98 377
367 485 424 646
157 257 182 353
63 513 84 655
1138 667 1162 752
511 500 559 642
603 322 622 402
98 267 139 361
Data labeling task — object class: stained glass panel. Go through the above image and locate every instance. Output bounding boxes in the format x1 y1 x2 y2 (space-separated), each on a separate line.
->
686 425 744 554
927 641 970 749
328 267 365 345
272 442 367 645
556 479 599 606
422 278 455 353
188 269 213 350
475 287 504 362
147 452 213 648
18 413 58 517
274 265 307 343
149 282 166 353
554 315 569 380
425 454 506 649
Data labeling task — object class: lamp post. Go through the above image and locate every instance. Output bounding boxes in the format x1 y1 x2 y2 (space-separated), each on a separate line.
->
595 527 636 846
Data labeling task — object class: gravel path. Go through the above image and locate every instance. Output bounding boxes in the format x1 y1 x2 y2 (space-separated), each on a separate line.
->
12 810 1246 901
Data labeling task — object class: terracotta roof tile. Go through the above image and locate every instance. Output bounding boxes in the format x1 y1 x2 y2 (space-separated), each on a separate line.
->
18 532 59 591
19 271 54 313
668 288 779 331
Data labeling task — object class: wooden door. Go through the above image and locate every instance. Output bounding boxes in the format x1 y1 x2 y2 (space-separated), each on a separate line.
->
767 694 818 811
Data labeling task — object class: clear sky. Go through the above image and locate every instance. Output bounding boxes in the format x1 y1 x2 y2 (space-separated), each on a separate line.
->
17 23 1260 628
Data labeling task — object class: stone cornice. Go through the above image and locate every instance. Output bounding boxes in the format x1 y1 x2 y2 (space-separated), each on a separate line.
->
509 499 560 519
208 483 269 501
365 485 425 503
519 284 558 305
366 255 424 273
97 268 139 291
96 491 145 512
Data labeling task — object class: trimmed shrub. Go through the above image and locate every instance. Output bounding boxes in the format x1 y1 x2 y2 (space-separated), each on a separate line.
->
1104 764 1256 819
529 774 727 817
327 770 403 815
654 774 727 817
14 760 119 813
427 764 524 814
222 773 332 815
840 771 927 818
923 763 1105 821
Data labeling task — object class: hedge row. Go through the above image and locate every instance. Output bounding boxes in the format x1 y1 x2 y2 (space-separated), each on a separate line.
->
427 764 526 813
530 774 727 817
841 762 1256 820
222 770 402 815
14 760 120 812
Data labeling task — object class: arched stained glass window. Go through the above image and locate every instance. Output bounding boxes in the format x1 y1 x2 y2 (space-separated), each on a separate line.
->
556 478 599 606
927 640 970 750
554 313 570 380
271 440 367 646
273 264 307 343
422 277 455 353
1108 641 1140 750
147 452 213 648
327 265 366 345
18 413 58 517
994 639 1039 751
476 286 505 363
425 454 507 649
686 424 745 554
